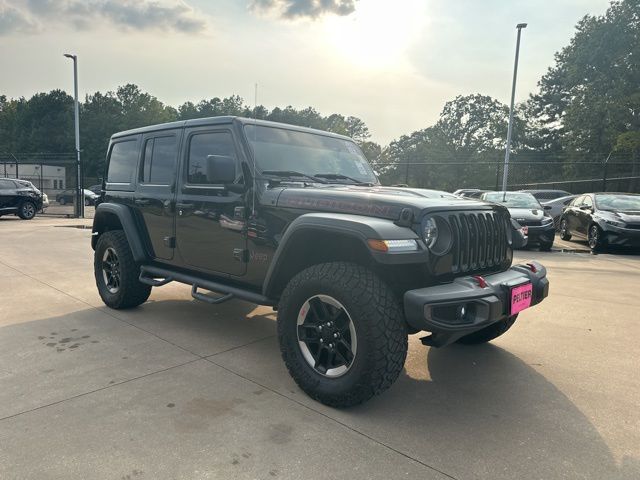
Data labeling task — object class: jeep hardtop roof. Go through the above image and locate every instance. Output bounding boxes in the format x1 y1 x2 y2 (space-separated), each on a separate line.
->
111 116 354 142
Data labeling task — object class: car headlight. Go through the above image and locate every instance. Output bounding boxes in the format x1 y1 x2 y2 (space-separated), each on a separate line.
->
603 219 626 228
423 218 438 249
421 216 453 255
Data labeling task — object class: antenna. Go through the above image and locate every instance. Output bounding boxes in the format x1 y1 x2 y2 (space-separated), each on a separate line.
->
251 83 258 216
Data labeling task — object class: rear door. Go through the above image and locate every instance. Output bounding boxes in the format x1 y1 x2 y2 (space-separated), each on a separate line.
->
175 126 247 276
566 195 584 233
134 130 182 260
0 179 19 211
576 195 594 236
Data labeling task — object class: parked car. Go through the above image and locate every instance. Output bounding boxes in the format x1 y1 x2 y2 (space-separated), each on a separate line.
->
91 116 548 408
15 179 48 212
519 189 572 201
0 177 43 220
453 188 488 198
56 189 99 206
481 191 556 250
540 194 578 228
559 192 640 252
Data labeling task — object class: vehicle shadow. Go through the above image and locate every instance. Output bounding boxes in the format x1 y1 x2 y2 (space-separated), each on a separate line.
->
347 342 639 479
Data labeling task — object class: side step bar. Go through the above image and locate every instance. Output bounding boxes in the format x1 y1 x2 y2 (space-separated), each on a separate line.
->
139 265 275 306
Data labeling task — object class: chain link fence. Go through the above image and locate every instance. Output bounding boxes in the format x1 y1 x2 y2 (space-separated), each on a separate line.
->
374 151 640 195
1 153 100 218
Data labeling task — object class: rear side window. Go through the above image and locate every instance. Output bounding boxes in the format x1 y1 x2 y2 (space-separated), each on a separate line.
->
571 196 584 206
141 136 178 185
187 131 236 185
107 140 138 184
0 179 16 190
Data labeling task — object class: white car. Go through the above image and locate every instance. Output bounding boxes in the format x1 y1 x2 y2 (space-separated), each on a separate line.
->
540 195 578 228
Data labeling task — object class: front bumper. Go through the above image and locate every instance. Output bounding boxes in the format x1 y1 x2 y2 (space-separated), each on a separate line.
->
525 223 555 244
601 224 640 247
404 261 549 346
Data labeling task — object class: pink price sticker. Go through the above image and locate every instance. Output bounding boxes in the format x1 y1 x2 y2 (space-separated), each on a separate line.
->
510 283 533 314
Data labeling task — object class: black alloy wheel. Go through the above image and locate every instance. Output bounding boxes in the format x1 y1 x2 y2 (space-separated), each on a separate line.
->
18 201 36 220
588 224 605 252
296 294 357 377
101 247 121 294
559 219 571 240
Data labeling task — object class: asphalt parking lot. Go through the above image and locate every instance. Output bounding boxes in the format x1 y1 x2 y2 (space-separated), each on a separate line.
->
1 216 639 480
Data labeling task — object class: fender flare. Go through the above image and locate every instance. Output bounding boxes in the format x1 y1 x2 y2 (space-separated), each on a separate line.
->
262 213 424 298
92 203 148 263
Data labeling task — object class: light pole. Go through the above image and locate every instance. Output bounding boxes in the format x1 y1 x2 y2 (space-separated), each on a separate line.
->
501 23 527 193
64 53 83 218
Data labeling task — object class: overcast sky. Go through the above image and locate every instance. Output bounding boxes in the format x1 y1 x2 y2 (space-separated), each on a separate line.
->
0 0 610 144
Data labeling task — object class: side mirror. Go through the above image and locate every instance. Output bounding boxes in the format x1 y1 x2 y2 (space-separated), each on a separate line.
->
205 155 236 185
543 204 552 211
579 205 592 211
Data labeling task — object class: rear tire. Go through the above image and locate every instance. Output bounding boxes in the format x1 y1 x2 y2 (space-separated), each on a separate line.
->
277 262 408 408
18 201 37 220
456 315 518 345
559 219 571 240
94 230 151 309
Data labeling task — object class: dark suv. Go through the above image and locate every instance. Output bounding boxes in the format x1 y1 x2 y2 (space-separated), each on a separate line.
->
0 177 43 220
91 117 549 407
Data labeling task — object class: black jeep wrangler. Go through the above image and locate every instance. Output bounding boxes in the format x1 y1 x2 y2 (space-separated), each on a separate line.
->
92 117 549 407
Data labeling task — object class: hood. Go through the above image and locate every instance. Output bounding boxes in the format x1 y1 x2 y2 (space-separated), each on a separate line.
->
600 210 640 224
507 207 545 223
273 184 498 221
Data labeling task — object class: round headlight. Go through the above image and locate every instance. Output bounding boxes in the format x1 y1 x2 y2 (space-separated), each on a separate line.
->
423 217 438 249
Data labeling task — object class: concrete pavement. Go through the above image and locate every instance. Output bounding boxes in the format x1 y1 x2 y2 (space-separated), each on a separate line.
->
1 215 638 479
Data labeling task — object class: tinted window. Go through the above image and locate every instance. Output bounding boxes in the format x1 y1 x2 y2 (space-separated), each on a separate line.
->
141 136 177 185
107 140 138 184
187 132 236 185
0 179 16 190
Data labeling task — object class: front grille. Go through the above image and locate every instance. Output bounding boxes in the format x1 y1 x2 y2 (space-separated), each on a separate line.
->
517 220 541 227
448 211 510 275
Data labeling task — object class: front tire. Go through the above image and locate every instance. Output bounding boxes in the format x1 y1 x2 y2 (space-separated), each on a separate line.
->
456 315 518 345
94 230 151 309
588 224 606 252
559 219 571 240
277 262 408 408
539 240 553 251
18 201 37 220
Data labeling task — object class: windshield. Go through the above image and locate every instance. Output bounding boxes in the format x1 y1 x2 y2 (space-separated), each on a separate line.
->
244 125 378 184
595 194 640 211
483 192 541 209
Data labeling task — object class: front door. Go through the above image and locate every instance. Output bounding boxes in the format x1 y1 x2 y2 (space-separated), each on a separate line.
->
576 195 593 236
134 130 181 260
175 127 247 277
0 178 18 211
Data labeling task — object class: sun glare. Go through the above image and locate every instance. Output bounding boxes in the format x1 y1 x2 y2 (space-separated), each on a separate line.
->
323 0 427 69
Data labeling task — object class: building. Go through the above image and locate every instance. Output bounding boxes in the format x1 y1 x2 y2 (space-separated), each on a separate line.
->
1 163 67 194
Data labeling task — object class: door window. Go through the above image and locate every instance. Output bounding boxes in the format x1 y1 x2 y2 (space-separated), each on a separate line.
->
571 196 585 206
107 139 139 184
582 196 593 208
0 179 16 190
187 132 237 185
141 136 178 185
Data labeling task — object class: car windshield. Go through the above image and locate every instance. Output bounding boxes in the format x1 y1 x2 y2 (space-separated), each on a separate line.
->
595 194 640 211
483 192 541 208
244 125 378 184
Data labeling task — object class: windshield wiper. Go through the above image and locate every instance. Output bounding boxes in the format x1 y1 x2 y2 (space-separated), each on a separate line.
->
313 173 375 186
260 170 327 184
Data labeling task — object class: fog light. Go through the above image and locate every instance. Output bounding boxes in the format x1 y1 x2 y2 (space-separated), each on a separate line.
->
457 305 467 321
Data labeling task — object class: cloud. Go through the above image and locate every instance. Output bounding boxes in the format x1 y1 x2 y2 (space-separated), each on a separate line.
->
0 0 208 34
249 0 358 19
0 1 37 35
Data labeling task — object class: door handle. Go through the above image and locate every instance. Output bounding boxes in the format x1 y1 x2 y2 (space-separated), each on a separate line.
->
134 199 150 206
175 202 194 209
